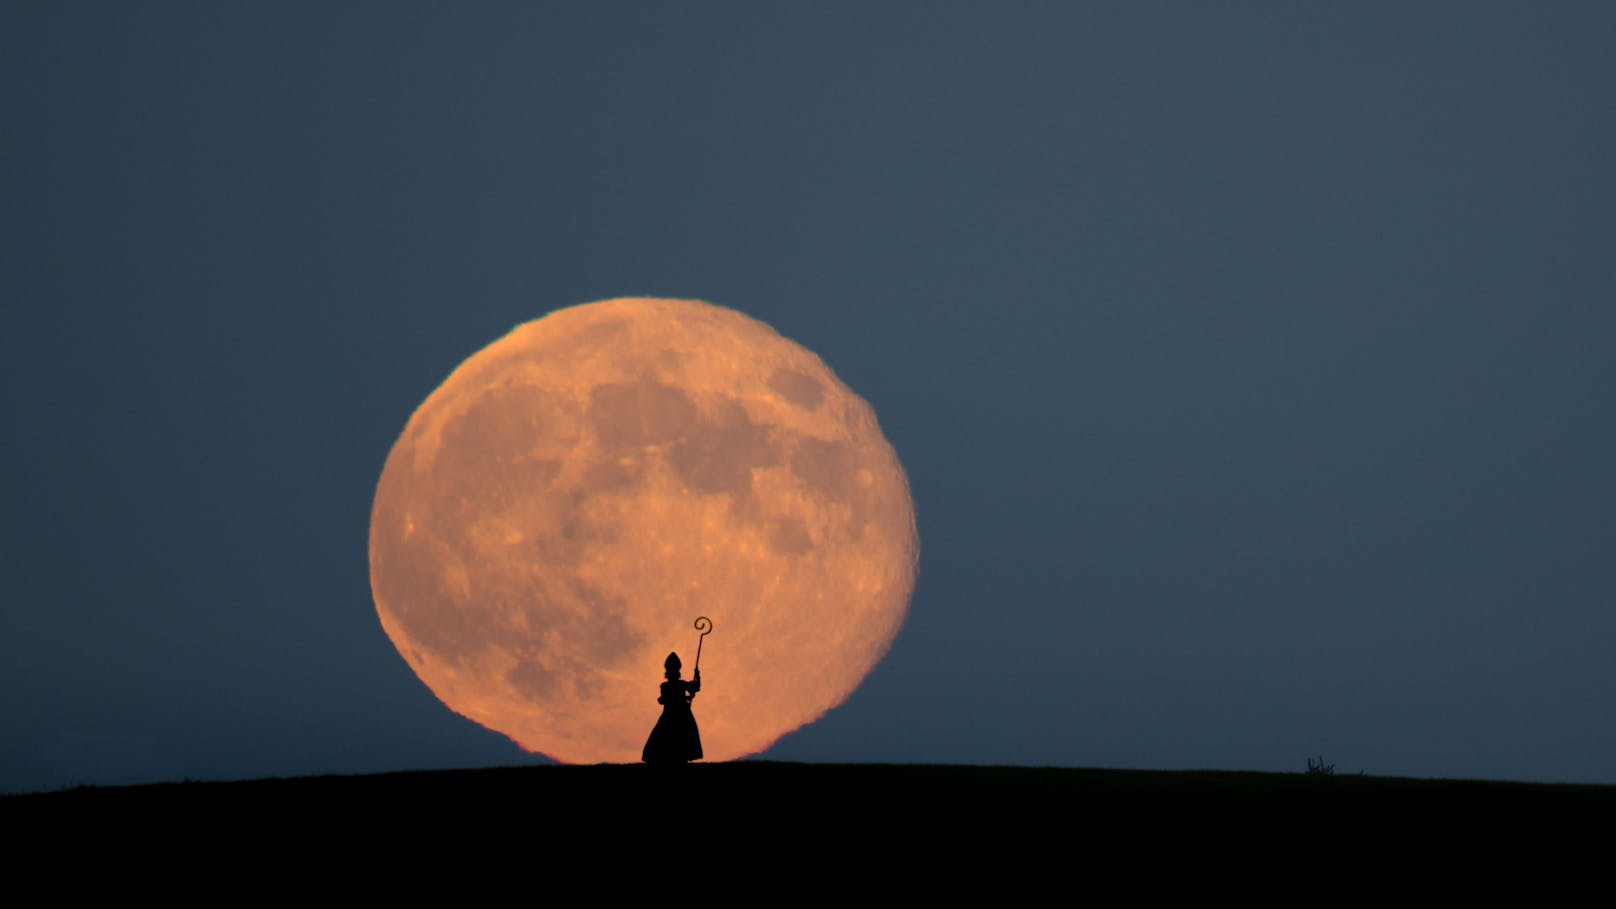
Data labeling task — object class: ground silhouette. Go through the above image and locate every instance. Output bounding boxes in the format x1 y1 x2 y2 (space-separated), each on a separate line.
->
11 762 1611 829
13 763 1607 888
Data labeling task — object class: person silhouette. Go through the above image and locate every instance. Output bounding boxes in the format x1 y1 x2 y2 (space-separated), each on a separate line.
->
641 651 703 764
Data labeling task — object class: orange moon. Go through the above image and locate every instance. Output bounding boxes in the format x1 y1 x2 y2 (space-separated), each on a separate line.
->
368 298 918 763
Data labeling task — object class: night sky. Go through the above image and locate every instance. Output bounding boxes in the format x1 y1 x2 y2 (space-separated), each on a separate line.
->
5 3 1615 793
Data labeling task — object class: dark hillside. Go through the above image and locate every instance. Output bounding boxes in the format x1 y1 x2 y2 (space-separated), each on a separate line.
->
11 761 1609 848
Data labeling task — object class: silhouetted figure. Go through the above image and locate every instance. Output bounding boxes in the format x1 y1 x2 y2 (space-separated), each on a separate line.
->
641 652 702 764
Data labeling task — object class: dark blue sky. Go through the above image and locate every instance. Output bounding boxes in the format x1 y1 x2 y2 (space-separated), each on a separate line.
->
5 3 1614 792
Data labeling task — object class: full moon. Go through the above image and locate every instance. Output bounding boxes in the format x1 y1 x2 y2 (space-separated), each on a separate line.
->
369 298 918 763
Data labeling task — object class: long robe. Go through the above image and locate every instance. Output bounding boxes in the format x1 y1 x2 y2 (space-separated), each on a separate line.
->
641 677 702 764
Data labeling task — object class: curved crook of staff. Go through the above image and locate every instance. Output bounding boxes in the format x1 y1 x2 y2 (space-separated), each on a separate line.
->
691 616 714 696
